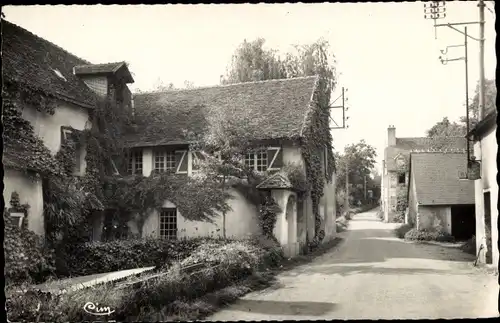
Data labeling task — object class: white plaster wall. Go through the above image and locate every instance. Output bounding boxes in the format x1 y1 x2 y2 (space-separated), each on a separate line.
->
474 126 499 267
3 169 44 237
134 189 261 240
20 100 91 175
142 148 153 177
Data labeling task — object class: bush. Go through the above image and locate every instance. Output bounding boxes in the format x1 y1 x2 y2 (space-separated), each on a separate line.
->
393 212 405 223
394 224 413 239
460 235 476 255
63 237 224 277
404 228 455 242
4 212 56 285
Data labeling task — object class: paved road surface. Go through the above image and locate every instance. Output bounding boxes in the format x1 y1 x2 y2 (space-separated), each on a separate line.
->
207 210 499 320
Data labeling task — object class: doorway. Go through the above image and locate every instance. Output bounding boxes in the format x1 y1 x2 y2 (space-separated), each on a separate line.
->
450 205 475 241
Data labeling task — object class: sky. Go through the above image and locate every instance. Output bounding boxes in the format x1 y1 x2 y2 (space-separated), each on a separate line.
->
3 3 496 172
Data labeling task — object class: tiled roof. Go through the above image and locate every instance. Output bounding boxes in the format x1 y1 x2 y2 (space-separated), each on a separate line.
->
256 172 293 190
2 20 97 108
125 76 319 147
395 137 467 150
410 152 474 205
385 137 467 171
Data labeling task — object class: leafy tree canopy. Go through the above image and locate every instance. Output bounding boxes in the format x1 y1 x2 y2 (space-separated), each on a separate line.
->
335 140 377 203
427 78 496 138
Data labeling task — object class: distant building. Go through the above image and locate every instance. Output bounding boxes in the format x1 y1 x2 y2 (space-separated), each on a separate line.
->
406 152 475 240
381 125 467 223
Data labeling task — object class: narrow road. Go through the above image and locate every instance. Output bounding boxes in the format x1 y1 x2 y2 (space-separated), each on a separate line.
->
207 210 499 320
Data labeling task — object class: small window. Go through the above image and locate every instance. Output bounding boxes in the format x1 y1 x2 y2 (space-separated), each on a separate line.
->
9 212 25 228
154 150 176 173
60 126 82 174
244 149 268 172
128 150 143 175
398 173 405 184
159 208 177 240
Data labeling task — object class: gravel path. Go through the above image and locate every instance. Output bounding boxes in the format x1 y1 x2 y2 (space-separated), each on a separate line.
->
207 210 499 320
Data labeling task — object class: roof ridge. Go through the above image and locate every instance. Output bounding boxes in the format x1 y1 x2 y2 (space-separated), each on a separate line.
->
133 75 319 95
397 136 465 140
3 20 93 66
74 61 126 68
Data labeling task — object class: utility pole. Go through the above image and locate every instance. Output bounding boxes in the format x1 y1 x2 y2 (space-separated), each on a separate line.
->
478 0 486 120
345 161 349 211
364 175 367 201
329 87 350 129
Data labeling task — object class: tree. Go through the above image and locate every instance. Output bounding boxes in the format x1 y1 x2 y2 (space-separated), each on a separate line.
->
335 140 377 206
221 38 287 84
427 78 496 138
189 105 262 238
222 37 337 106
461 78 497 128
426 117 466 137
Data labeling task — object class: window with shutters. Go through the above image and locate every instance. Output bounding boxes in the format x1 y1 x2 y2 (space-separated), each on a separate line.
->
245 149 268 171
128 150 143 175
159 208 177 239
153 149 176 173
244 147 283 172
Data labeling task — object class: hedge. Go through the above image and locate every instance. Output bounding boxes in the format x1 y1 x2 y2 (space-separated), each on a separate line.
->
63 237 228 277
404 228 455 242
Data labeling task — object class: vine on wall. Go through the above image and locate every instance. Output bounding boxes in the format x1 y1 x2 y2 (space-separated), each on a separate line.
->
300 77 336 243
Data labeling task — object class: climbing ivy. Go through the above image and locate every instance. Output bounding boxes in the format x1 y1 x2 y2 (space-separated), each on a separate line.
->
3 79 58 115
300 77 336 242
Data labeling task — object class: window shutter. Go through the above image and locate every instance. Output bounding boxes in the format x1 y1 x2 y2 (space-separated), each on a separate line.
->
175 151 188 173
192 151 206 171
268 147 283 169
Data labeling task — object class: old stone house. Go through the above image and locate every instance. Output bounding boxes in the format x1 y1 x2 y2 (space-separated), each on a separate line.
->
2 20 134 236
468 109 498 270
2 21 336 258
381 125 467 222
100 76 337 257
406 152 475 240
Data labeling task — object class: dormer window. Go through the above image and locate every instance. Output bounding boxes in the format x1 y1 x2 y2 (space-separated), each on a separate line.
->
52 68 67 81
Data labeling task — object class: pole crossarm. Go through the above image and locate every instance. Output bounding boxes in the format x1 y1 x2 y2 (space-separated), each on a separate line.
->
435 23 481 41
434 21 480 27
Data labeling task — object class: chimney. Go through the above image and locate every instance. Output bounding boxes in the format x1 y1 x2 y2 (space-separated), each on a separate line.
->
387 125 396 146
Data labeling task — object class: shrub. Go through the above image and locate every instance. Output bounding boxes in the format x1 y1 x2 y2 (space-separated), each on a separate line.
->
460 235 476 255
393 212 405 223
4 212 56 285
394 224 413 239
7 238 270 322
404 228 455 242
63 237 223 277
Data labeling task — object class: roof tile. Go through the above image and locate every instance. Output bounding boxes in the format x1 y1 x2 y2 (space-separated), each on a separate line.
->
2 20 97 108
410 152 474 205
125 76 319 147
